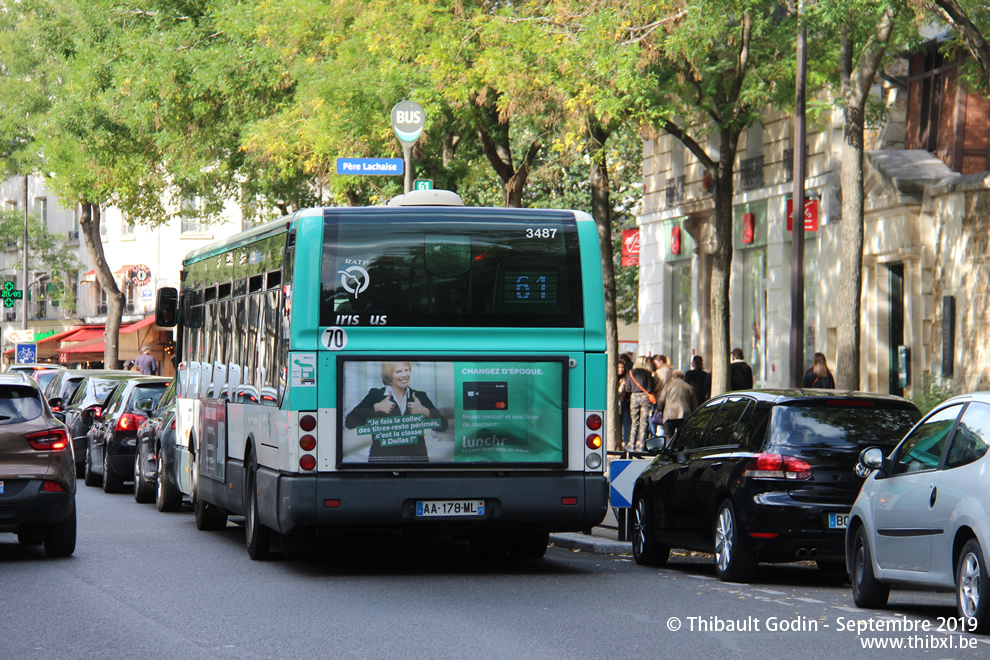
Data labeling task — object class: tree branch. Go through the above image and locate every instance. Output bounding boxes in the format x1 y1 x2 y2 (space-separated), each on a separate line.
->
661 118 717 172
930 0 990 86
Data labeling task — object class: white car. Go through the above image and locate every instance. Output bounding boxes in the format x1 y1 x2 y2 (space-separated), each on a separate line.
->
847 393 990 632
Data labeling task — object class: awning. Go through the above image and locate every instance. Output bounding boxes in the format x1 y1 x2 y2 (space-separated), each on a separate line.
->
81 270 96 284
114 265 136 276
121 315 156 333
36 327 82 345
59 326 105 344
59 339 106 355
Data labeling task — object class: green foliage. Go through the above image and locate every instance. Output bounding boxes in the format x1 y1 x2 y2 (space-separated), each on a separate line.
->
0 209 81 313
910 371 957 415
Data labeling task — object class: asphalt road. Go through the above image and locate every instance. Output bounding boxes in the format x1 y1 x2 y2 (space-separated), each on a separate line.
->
1 486 988 659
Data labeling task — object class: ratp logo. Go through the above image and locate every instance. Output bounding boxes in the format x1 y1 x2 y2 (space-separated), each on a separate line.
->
337 265 370 298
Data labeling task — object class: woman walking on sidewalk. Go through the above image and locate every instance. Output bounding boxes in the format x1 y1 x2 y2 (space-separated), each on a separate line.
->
628 355 655 452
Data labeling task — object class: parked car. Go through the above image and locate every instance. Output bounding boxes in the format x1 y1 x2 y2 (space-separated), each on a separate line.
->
33 366 67 393
0 372 76 557
85 376 170 493
61 372 139 478
632 390 921 582
847 392 990 632
46 368 134 415
134 378 182 509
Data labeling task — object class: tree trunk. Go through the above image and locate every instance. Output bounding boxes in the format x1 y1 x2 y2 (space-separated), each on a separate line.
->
836 11 895 390
709 129 739 397
589 120 620 451
837 107 865 390
931 0 990 86
79 202 124 368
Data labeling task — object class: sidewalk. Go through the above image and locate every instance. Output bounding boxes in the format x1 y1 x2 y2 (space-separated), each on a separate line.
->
549 507 633 555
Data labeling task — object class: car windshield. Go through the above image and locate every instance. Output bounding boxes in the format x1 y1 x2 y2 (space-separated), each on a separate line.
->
770 404 920 450
0 386 43 423
94 379 125 403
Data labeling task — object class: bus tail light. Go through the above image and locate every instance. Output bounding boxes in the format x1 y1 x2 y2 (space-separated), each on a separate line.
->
299 455 316 471
299 435 316 451
584 412 605 471
586 434 602 449
298 412 317 472
299 414 317 432
586 414 602 431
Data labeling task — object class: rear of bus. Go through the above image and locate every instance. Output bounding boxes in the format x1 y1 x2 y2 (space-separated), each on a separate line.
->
280 201 608 549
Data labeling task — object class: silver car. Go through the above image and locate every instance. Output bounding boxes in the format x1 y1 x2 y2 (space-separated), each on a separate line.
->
847 393 990 633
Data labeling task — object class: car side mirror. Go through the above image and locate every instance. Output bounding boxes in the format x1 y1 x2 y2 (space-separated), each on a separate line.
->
48 397 63 410
644 435 666 456
856 446 886 478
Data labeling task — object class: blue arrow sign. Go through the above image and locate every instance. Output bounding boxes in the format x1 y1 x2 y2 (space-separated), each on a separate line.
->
336 158 404 176
608 459 654 508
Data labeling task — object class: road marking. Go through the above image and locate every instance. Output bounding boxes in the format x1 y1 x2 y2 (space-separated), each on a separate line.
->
794 597 826 604
752 588 787 595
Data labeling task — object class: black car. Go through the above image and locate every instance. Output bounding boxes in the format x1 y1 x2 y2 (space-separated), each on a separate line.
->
57 372 139 478
85 376 169 493
631 390 921 581
134 378 182 510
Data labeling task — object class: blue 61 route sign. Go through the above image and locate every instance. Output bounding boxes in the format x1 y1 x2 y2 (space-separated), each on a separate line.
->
1 281 23 308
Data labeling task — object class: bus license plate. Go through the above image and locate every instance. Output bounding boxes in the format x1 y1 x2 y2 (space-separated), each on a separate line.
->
416 500 485 517
828 513 849 529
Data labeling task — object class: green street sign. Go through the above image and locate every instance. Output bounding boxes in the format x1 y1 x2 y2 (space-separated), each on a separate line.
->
1 281 23 308
414 179 433 191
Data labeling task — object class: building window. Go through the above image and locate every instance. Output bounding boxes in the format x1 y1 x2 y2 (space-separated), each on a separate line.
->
665 176 685 207
122 217 135 235
782 148 794 182
740 155 764 190
181 197 207 233
4 200 16 212
34 197 48 226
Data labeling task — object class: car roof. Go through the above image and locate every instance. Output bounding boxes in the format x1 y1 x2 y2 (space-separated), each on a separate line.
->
715 389 918 408
0 372 39 386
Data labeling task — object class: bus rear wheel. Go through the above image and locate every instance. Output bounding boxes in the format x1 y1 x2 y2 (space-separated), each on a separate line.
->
245 459 278 560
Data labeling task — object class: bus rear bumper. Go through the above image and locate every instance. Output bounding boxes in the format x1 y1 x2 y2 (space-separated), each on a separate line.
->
265 470 607 535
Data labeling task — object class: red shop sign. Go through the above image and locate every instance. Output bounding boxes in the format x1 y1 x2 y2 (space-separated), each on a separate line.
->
786 198 819 232
621 228 640 267
742 213 755 244
670 226 681 255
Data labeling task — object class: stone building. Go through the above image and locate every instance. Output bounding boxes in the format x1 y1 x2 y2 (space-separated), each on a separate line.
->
637 46 990 398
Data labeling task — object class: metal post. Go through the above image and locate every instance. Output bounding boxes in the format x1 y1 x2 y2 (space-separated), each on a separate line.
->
22 175 28 331
403 144 412 193
789 18 807 387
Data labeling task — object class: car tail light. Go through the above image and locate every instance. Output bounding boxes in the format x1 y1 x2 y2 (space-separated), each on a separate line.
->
586 414 602 431
92 406 103 419
586 434 602 449
115 413 147 432
299 454 316 471
42 480 66 492
299 435 316 451
27 429 70 452
299 414 317 432
743 453 812 480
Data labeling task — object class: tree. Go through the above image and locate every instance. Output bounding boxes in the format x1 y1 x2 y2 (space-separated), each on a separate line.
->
0 210 81 314
638 1 797 395
928 0 990 92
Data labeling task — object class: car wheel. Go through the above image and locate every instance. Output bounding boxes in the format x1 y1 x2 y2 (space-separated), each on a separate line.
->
508 530 549 560
245 458 276 560
155 452 182 512
133 453 155 503
851 526 889 609
102 444 124 493
44 502 76 557
713 500 757 582
632 494 669 567
956 539 990 634
83 444 101 487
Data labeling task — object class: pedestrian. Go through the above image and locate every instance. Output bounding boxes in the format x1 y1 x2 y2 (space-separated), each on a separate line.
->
684 355 711 404
134 345 158 376
651 354 672 399
627 355 656 452
656 370 698 440
730 347 754 391
803 352 836 389
616 359 632 450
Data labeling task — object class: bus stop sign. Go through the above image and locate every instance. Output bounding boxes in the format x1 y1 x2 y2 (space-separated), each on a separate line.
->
391 101 425 144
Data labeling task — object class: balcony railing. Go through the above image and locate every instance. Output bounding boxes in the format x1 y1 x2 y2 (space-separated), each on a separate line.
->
740 155 764 190
665 176 685 207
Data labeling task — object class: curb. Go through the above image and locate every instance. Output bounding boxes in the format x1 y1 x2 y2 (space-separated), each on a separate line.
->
550 532 632 555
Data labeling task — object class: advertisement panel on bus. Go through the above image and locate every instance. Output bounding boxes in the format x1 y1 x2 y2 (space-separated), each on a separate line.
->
338 357 567 468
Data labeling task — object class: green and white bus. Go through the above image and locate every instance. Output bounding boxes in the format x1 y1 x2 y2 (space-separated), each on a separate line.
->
155 190 608 559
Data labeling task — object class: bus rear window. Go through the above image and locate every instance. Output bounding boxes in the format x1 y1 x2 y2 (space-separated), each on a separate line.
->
320 209 584 328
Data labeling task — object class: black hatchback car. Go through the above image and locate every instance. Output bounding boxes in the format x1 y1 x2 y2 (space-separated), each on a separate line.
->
58 371 138 477
632 390 921 582
85 376 169 493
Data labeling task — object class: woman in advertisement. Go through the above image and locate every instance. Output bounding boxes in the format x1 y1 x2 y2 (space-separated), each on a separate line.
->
344 361 448 462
